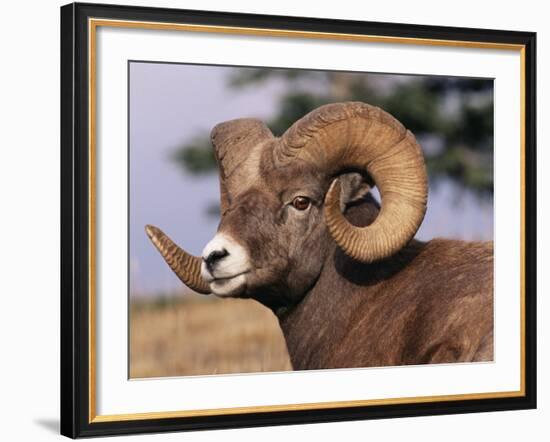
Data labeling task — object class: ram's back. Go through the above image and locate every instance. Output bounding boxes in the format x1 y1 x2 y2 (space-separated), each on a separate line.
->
337 238 493 367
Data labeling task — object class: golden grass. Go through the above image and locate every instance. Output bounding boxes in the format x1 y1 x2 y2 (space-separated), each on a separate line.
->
130 296 292 378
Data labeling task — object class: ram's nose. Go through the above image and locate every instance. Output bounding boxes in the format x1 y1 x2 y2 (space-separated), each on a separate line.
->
203 248 229 271
201 233 251 283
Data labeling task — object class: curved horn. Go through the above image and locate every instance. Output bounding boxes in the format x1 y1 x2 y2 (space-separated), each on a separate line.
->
211 118 274 214
145 225 211 294
212 146 230 216
279 102 427 263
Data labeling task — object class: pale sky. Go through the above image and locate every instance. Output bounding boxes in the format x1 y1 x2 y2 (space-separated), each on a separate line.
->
129 62 493 297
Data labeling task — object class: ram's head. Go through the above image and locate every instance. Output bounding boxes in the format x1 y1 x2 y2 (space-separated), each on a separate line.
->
146 102 428 306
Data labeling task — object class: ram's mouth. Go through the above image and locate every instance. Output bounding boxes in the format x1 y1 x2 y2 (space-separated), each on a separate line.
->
208 272 248 297
203 270 250 284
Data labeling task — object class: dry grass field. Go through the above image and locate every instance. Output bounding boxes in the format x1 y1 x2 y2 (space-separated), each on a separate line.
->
130 295 292 378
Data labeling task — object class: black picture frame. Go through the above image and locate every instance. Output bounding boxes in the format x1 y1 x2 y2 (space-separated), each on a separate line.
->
60 2 537 438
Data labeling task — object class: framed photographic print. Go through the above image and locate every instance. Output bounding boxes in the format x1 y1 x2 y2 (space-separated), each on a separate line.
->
60 2 537 438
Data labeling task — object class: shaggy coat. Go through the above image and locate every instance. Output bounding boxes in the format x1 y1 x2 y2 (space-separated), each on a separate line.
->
278 195 493 369
146 102 494 371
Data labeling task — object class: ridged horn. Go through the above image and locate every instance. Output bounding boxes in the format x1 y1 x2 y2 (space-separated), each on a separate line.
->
145 225 210 294
279 102 428 263
211 118 274 214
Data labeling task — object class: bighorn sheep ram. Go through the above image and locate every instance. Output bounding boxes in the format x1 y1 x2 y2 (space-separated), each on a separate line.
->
146 102 493 370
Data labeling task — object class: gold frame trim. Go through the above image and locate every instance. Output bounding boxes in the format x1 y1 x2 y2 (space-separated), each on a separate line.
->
88 18 527 424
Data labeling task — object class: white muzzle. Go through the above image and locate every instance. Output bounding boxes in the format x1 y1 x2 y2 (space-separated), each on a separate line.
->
201 233 251 297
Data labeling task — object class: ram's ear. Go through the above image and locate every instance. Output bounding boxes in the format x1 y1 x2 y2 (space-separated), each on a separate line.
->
338 172 372 212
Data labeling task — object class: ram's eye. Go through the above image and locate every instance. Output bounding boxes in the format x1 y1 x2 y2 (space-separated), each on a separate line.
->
291 196 311 211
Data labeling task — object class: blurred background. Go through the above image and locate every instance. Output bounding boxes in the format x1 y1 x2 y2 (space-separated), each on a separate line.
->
129 61 493 378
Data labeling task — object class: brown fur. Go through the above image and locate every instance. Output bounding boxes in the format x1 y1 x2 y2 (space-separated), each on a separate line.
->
278 198 493 370
208 142 493 370
192 106 493 370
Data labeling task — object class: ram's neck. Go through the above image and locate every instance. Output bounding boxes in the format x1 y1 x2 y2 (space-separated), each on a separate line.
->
275 194 425 370
276 251 351 370
276 238 424 370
